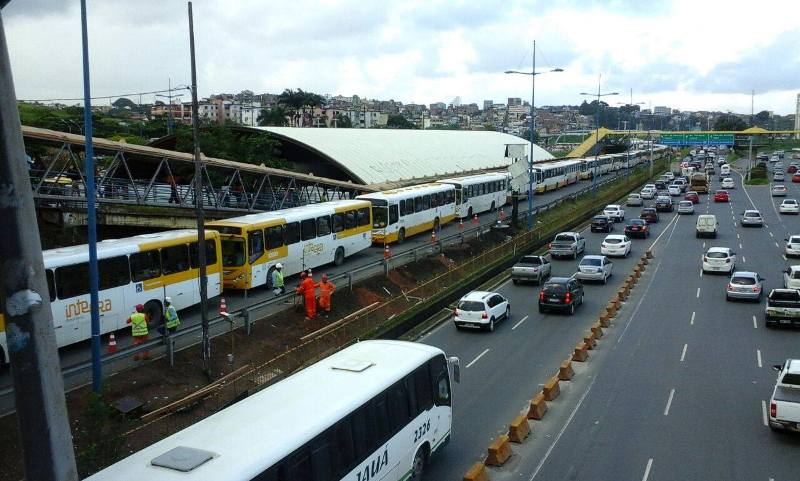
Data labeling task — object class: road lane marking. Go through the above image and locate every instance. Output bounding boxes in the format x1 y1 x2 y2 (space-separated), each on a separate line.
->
703 242 706 249
642 458 654 481
680 344 687 362
699 269 703 277
739 243 743 249
762 400 768 426
466 348 489 368
512 315 529 330
757 349 762 368
690 311 695 325
696 287 700 298
737 233 740 239
783 254 788 260
753 315 758 329
664 389 675 416
742 256 746 263
770 232 774 237
775 241 780 248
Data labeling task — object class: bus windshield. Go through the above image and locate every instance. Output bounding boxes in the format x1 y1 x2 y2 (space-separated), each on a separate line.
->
221 237 246 267
372 206 388 228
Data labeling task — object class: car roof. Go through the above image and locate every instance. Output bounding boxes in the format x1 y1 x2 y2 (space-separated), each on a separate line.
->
731 271 758 277
605 235 626 240
744 209 761 214
582 255 606 260
679 200 693 204
605 204 620 208
461 291 494 301
707 247 731 253
628 218 645 223
544 277 572 284
786 359 800 374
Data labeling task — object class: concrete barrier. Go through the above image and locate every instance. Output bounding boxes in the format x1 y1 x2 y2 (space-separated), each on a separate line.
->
542 375 561 401
591 323 604 339
641 255 649 265
583 332 597 349
627 275 635 286
606 302 618 317
573 342 589 362
633 266 641 279
559 360 575 380
612 297 622 309
646 249 653 259
508 413 531 443
599 312 611 328
528 392 548 419
463 462 489 481
485 435 512 466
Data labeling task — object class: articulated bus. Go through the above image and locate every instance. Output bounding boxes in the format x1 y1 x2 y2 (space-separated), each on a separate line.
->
0 230 222 365
358 183 456 244
87 340 461 481
530 159 582 193
436 172 510 219
207 200 372 290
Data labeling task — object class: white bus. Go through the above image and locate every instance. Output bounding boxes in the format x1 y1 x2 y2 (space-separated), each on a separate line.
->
437 172 510 219
207 200 372 290
357 183 456 244
0 230 223 365
87 340 460 481
530 159 582 193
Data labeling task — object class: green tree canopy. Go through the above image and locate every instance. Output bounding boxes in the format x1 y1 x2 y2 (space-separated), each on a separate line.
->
257 107 289 126
713 115 747 131
335 113 352 128
386 114 414 129
277 88 326 109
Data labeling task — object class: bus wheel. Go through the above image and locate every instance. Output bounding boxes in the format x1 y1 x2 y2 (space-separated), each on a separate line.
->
144 300 163 326
334 247 345 266
397 228 406 244
266 266 276 288
410 446 428 480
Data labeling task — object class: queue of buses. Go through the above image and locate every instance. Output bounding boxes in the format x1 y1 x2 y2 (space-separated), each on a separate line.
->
0 146 669 366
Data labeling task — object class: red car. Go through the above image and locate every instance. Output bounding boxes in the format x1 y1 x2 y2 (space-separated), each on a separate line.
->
792 173 800 183
684 191 700 204
789 165 798 174
714 190 730 202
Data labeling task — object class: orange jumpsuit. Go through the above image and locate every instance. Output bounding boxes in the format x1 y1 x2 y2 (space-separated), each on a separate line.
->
295 277 318 319
318 280 335 312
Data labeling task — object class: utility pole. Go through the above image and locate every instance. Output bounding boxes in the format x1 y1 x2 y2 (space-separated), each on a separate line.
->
188 1 210 376
0 7 78 480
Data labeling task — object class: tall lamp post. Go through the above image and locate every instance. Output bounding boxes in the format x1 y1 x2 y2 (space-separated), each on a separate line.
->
505 40 563 229
580 75 618 197
617 99 645 178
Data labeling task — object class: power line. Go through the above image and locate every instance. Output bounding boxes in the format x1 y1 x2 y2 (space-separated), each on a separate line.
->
18 86 191 103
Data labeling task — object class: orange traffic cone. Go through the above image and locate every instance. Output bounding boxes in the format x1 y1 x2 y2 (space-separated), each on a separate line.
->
458 219 464 231
499 208 506 220
472 214 479 225
107 333 117 354
431 230 437 244
219 297 228 315
383 244 391 259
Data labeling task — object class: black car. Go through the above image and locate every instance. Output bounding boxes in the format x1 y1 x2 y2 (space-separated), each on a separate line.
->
624 219 650 238
655 196 674 212
538 277 584 315
640 207 659 223
590 215 613 233
654 181 667 190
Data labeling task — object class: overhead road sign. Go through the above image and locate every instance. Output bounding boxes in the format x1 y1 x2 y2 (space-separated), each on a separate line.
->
659 133 734 146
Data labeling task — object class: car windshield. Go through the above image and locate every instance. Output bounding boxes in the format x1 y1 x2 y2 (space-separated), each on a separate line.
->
554 234 574 241
792 271 800 280
543 283 567 295
771 291 800 301
790 236 800 243
605 238 622 244
731 276 756 285
518 256 541 266
458 300 484 311
745 212 760 217
706 251 728 259
785 200 797 205
581 258 602 266
593 217 608 223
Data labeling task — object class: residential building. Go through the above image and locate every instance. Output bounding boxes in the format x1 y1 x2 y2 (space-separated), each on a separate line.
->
653 106 671 116
508 97 522 107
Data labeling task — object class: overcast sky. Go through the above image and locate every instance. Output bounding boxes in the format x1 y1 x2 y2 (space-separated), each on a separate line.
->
3 0 800 114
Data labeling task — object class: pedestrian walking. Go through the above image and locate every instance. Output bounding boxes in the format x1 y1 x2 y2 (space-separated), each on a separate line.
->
272 263 285 296
163 297 180 334
295 271 318 320
318 274 335 316
167 174 179 204
126 304 150 360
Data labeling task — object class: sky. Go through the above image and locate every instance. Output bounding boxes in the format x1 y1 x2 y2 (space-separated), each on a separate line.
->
3 0 800 115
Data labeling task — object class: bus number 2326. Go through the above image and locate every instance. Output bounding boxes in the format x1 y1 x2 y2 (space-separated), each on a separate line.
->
412 419 431 443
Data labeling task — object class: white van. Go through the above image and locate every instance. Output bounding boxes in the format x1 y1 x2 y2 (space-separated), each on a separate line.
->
696 214 718 238
719 164 731 178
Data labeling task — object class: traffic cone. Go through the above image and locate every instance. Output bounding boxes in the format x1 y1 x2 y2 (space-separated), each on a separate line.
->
431 230 437 244
219 297 228 315
107 333 117 354
458 219 464 231
383 244 391 259
472 214 479 225
499 208 506 220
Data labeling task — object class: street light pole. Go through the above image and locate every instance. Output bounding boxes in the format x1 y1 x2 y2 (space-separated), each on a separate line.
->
580 74 618 197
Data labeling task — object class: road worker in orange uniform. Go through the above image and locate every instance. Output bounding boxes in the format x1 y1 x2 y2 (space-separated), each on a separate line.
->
126 304 151 360
295 271 318 320
318 274 336 315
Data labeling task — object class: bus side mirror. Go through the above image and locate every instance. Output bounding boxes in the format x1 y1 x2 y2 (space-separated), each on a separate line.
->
773 364 782 372
448 356 461 383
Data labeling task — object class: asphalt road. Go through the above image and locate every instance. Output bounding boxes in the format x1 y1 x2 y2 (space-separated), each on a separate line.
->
461 159 800 481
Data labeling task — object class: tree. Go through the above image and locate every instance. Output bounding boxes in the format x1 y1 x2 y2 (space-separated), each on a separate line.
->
112 97 137 110
386 114 414 129
277 88 325 110
257 107 289 126
713 115 747 131
334 113 352 128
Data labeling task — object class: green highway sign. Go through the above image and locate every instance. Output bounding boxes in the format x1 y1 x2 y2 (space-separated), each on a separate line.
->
659 133 734 146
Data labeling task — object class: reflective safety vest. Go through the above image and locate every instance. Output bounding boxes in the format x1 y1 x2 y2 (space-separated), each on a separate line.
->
272 269 284 288
165 305 180 329
130 312 148 337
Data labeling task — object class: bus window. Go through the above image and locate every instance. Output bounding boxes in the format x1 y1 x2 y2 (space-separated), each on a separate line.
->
414 365 434 412
373 392 391 442
331 213 344 233
56 263 89 298
99 256 130 289
287 451 312 481
455 188 462 204
310 441 332 481
130 250 161 282
414 196 423 213
301 218 316 241
284 222 301 245
266 225 285 249
389 205 399 225
333 419 355 476
388 380 411 432
249 230 265 262
423 195 430 210
446 189 454 204
316 216 331 237
431 193 438 208
190 240 218 268
357 207 370 226
160 245 190 275
430 355 451 406
399 199 407 216
220 238 245 267
344 211 357 230
46 268 56 302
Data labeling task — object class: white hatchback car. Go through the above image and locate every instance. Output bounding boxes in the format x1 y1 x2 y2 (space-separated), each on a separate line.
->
603 204 625 222
576 255 614 284
453 291 510 332
721 178 735 189
668 185 682 196
786 235 800 257
783 266 800 290
600 235 632 257
702 247 737 274
640 188 656 199
779 199 799 214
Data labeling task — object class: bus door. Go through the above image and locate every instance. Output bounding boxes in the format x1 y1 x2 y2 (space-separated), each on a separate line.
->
247 228 268 288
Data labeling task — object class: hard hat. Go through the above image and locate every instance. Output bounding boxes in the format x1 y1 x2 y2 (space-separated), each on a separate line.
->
322 274 328 281
275 263 283 269
300 272 307 279
165 296 172 303
135 304 144 312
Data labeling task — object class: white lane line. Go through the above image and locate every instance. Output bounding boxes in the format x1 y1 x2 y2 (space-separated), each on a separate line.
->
775 241 780 248
680 343 688 362
739 243 743 249
690 311 695 325
466 348 490 368
529 376 598 480
647 212 680 252
642 458 654 481
762 400 768 426
664 389 675 416
699 269 703 278
743 256 746 263
753 315 758 329
757 349 762 368
784 254 788 260
770 232 774 237
511 315 529 330
703 242 706 249
737 233 740 239
696 287 701 298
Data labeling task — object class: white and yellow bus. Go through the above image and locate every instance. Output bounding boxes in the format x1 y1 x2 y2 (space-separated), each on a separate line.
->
437 172 510 219
531 159 582 192
357 183 456 244
207 200 372 290
87 340 460 481
0 229 222 365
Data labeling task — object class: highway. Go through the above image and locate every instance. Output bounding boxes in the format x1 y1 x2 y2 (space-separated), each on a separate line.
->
417 159 800 480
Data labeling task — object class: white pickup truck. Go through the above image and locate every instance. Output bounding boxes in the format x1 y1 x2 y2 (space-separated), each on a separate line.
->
768 359 800 432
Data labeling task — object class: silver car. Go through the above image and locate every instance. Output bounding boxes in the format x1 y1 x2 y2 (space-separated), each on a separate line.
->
740 209 763 227
726 271 765 302
575 255 613 284
677 200 695 214
772 185 788 197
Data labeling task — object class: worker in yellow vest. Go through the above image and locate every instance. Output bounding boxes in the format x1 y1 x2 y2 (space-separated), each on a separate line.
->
163 297 180 334
126 304 150 361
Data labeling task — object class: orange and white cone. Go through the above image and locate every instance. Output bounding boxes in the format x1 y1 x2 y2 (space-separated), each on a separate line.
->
499 208 506 220
383 244 391 259
431 230 437 244
458 219 464 231
107 333 117 354
472 214 479 225
219 297 228 315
